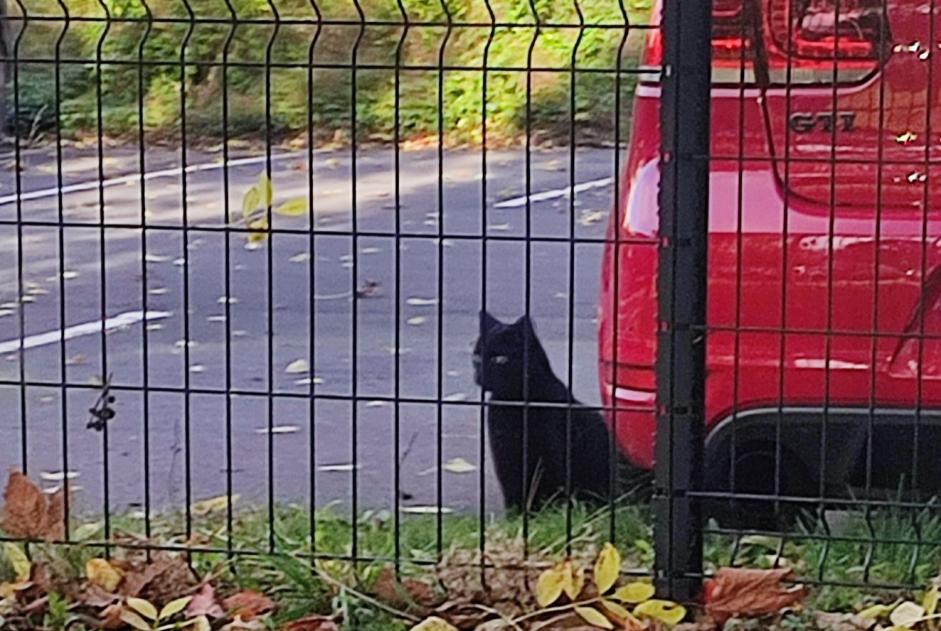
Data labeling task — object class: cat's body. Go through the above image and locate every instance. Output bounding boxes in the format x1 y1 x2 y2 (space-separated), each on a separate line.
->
473 312 615 511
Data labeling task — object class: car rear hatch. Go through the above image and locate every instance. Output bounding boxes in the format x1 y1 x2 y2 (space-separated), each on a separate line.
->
717 1 941 382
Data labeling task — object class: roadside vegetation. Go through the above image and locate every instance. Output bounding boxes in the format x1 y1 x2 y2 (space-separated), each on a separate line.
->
5 0 652 147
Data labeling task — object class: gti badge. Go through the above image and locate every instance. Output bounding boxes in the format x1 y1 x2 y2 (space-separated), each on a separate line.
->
789 111 857 133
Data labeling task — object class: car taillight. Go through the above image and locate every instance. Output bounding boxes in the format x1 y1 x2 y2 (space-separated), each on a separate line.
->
642 0 890 85
764 0 889 80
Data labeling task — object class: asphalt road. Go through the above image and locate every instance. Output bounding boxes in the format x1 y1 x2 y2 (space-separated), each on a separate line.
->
0 141 620 522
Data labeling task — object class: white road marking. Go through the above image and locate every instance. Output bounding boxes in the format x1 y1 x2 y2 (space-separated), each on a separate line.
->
0 310 171 355
494 176 613 208
0 152 306 206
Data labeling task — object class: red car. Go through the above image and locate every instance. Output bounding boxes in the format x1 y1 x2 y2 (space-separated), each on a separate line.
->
599 0 941 506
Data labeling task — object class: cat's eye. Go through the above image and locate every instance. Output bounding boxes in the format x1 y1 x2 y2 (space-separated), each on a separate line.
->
492 355 509 365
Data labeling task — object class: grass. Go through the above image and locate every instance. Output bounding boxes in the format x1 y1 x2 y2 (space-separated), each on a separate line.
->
5 0 654 147
7 498 937 629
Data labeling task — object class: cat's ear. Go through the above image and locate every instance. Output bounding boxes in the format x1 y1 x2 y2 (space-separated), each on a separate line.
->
514 314 535 333
480 310 501 332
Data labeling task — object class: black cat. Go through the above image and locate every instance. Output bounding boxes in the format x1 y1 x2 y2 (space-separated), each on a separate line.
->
473 311 615 511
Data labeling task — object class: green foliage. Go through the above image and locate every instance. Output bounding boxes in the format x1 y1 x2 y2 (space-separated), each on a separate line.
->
7 0 650 143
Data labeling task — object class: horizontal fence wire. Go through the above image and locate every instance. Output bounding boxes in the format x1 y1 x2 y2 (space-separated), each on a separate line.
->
2 0 941 621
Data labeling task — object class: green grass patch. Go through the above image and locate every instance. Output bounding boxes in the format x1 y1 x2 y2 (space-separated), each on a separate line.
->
6 0 654 146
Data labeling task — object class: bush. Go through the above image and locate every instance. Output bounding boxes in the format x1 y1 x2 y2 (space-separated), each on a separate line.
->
5 0 652 144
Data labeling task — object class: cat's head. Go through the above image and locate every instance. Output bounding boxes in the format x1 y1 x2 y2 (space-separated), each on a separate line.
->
473 311 545 397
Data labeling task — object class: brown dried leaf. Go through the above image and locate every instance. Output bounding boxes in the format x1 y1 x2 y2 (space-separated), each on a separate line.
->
224 590 275 621
281 615 340 631
704 568 808 624
99 603 126 630
373 567 439 612
120 555 196 604
2 470 64 540
187 583 225 619
82 583 121 608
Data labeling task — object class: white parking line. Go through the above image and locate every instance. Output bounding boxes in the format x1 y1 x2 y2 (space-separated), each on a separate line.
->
494 176 613 208
0 152 305 207
0 310 171 355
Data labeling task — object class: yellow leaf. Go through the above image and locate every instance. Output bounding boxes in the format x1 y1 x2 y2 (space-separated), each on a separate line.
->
85 558 123 593
612 581 655 604
600 598 633 621
159 595 193 620
410 616 459 631
258 172 273 207
535 563 566 607
275 198 309 217
3 543 30 583
120 608 153 630
191 494 237 516
247 217 269 244
188 615 211 631
574 605 614 629
858 603 893 620
890 601 925 628
924 587 939 616
594 543 621 594
188 616 211 631
633 599 687 626
127 596 159 621
242 186 261 218
0 580 30 599
562 560 585 600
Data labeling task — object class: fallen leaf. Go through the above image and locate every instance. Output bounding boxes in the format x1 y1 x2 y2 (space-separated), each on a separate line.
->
187 584 225 619
400 506 454 515
372 567 439 611
317 463 358 472
119 555 196 602
254 425 300 435
814 611 879 631
594 543 621 594
578 210 607 226
536 562 566 607
281 616 339 631
160 595 193 619
890 601 925 628
121 607 153 630
410 617 458 631
574 605 614 629
190 615 212 631
925 587 939 616
86 558 123 593
406 297 437 307
285 359 310 374
3 543 30 583
82 583 120 608
2 470 65 541
224 590 274 621
703 568 806 624
442 458 476 474
191 494 238 516
600 599 634 625
562 560 585 600
612 582 655 604
633 599 687 626
275 198 309 217
130 596 160 620
858 603 893 620
99 603 125 629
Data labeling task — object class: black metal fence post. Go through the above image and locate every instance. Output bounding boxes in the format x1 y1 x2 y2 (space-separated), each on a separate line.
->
654 0 712 602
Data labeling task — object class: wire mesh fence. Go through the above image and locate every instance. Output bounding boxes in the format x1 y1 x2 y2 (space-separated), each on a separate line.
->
2 0 941 625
